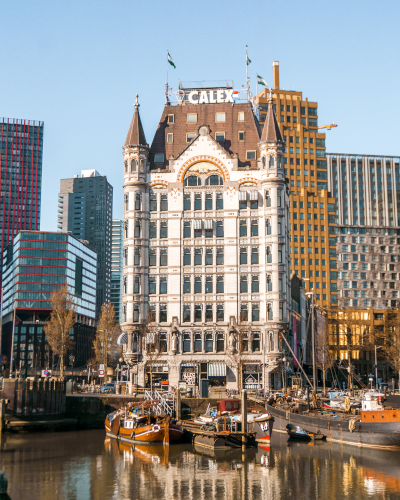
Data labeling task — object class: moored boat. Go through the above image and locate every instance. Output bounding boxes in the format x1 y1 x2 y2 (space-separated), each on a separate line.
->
267 400 400 449
105 401 184 445
286 423 324 440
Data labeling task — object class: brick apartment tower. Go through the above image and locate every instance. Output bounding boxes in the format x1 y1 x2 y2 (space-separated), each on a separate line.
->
256 63 337 307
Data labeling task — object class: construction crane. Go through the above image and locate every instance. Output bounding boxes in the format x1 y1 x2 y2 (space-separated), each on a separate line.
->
317 123 338 130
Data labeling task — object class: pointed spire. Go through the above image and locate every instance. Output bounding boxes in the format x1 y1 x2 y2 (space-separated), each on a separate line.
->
260 89 283 143
124 94 147 147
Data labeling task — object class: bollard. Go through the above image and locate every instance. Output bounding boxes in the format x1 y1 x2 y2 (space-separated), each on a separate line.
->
175 389 181 420
0 400 6 433
241 389 247 434
0 471 7 495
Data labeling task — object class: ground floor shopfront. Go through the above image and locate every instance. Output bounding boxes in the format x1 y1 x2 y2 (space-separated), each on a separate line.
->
133 356 284 392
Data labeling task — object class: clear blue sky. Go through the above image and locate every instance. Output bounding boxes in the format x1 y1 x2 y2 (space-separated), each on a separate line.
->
1 0 399 230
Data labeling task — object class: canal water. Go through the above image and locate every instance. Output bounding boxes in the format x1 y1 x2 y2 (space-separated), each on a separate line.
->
1 429 400 499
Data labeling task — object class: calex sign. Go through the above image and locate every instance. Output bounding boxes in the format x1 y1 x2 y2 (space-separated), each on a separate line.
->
187 89 235 105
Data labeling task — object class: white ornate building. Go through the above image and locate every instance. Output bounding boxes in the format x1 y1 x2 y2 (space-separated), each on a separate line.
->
121 87 291 391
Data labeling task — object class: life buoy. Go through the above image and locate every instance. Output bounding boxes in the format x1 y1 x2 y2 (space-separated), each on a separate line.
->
152 424 161 433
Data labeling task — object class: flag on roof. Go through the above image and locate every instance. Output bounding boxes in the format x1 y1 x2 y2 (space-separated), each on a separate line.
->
246 46 251 66
257 74 268 87
167 52 176 69
233 90 239 99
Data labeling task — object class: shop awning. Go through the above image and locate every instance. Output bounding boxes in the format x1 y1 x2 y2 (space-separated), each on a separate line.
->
117 333 128 345
181 363 198 367
249 190 258 201
238 191 247 201
208 363 227 377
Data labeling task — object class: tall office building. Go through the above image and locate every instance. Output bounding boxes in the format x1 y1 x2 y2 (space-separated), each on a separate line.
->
111 219 123 323
0 118 44 283
121 88 291 391
58 169 113 315
255 63 337 307
327 153 400 309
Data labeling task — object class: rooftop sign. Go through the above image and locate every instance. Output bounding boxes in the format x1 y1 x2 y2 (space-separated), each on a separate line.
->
187 89 235 104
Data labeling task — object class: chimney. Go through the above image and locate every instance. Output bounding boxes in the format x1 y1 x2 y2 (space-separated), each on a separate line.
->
273 61 279 90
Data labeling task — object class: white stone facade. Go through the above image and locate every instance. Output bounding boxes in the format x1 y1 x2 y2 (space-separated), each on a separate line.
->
121 103 291 391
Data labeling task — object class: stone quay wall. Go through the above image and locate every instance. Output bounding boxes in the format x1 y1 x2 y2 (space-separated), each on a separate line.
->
0 379 66 416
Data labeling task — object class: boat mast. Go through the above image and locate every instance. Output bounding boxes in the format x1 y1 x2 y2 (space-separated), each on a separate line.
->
311 294 316 395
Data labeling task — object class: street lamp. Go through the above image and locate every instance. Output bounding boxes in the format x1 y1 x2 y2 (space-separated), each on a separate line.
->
375 345 383 391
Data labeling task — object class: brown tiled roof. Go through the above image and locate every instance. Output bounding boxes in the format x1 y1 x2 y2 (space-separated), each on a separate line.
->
124 97 147 147
260 100 283 143
149 102 261 170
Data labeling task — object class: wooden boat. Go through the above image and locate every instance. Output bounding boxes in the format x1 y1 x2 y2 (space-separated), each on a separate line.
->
105 401 184 445
286 423 324 441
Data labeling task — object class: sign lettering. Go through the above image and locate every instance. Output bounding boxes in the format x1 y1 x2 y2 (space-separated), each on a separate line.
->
188 89 234 105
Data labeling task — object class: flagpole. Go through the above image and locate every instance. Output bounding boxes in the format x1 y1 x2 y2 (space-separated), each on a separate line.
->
245 45 248 101
166 50 169 104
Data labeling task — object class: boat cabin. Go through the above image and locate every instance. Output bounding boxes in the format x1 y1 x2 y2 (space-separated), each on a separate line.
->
217 399 240 414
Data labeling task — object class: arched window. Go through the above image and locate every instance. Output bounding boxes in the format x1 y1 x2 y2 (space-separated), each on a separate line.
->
134 220 141 238
269 155 275 168
184 175 201 186
266 274 272 292
139 159 145 172
124 160 128 173
266 246 272 263
123 276 128 294
131 159 137 172
124 247 128 266
265 190 271 207
134 247 140 265
266 218 272 235
125 194 129 211
123 305 127 323
269 330 274 350
267 304 273 321
206 174 223 186
124 221 128 238
135 193 141 210
134 276 140 294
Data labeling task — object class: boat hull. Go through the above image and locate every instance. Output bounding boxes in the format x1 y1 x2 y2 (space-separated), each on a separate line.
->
105 417 184 444
267 404 400 449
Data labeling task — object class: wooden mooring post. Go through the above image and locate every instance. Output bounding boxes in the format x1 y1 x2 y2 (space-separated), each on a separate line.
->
241 389 247 451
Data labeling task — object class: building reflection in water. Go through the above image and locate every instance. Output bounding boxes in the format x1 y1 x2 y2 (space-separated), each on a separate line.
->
1 430 400 500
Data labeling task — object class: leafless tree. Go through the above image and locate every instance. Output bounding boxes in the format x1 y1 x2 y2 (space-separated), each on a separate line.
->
43 285 76 379
93 303 121 384
144 309 164 394
315 309 334 393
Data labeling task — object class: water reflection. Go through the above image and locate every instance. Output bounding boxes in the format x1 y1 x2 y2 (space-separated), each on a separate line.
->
1 430 400 499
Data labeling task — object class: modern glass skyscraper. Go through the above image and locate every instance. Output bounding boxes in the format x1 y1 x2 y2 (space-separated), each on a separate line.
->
0 118 44 283
58 169 113 316
111 219 123 323
1 230 97 371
